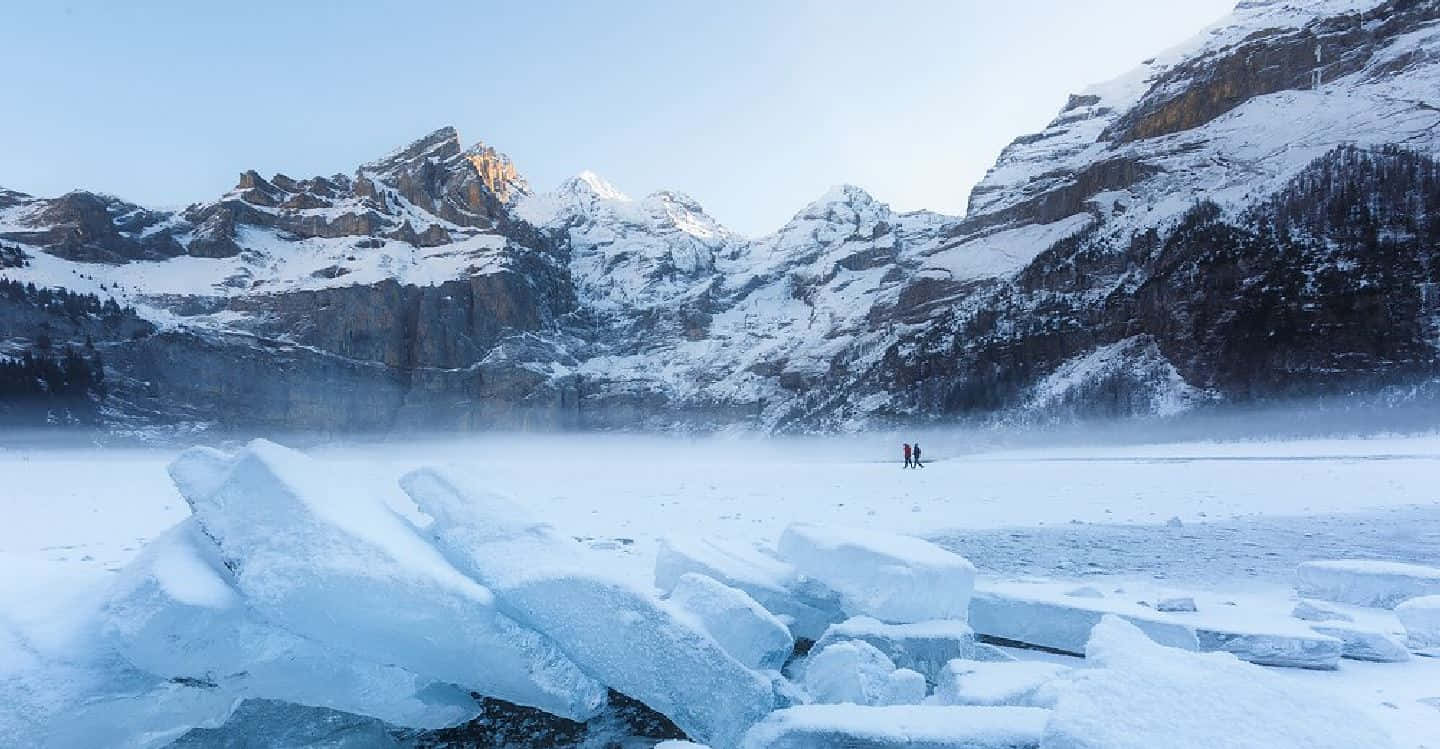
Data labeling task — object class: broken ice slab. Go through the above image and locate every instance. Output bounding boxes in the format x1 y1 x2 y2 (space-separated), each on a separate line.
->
400 468 777 749
1193 626 1341 670
103 519 480 729
971 581 1346 669
1292 599 1353 622
669 572 795 671
168 441 608 722
968 584 1199 656
1310 624 1410 662
777 523 976 624
655 534 844 640
739 705 1049 749
1295 560 1440 608
812 616 978 684
1396 595 1440 655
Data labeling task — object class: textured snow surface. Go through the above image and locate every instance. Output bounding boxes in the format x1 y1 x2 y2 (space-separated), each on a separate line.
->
1041 616 1396 749
398 467 776 748
777 523 976 624
932 660 1069 708
740 704 1050 749
1296 560 1440 608
170 441 608 721
812 617 978 684
1395 595 1440 655
669 572 795 671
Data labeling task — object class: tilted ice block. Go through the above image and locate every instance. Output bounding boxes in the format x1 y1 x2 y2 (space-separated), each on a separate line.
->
1193 624 1341 670
655 535 843 641
812 617 978 684
932 659 1069 708
1396 595 1440 654
776 524 975 624
400 467 777 749
103 519 479 729
168 440 607 721
669 573 795 671
739 705 1049 749
1295 560 1440 608
1310 624 1410 662
968 588 1199 656
802 640 898 706
1040 616 1396 749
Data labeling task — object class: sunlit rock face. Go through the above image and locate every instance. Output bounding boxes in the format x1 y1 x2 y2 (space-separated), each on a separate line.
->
3 0 1440 433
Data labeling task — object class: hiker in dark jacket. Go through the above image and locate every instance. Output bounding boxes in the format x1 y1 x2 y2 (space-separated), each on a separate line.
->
903 443 913 468
913 443 924 468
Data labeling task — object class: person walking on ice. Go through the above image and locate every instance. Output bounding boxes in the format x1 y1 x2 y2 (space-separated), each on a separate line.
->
903 443 913 468
913 442 924 468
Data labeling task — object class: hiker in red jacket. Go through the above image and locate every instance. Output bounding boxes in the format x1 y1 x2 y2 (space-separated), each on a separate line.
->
903 443 913 468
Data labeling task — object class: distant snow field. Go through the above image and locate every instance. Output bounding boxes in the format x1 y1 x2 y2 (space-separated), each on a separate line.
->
2 433 1439 747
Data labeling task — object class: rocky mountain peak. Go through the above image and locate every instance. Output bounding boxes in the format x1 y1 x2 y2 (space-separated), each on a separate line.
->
565 170 629 202
361 125 463 177
463 141 527 205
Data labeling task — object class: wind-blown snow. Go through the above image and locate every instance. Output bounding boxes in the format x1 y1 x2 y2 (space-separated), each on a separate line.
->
1041 616 1396 749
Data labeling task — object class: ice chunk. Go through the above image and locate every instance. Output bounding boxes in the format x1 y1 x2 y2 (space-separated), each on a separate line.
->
882 668 928 706
1396 594 1440 654
43 676 240 749
169 699 404 748
968 588 1199 655
1155 597 1196 612
1295 560 1440 608
657 743 712 749
655 535 843 640
812 617 978 683
1193 624 1341 670
103 519 479 728
399 467 776 749
169 440 607 721
932 659 1068 708
776 523 975 624
1041 616 1396 749
1291 599 1353 622
1310 624 1410 662
739 705 1049 749
669 573 795 671
802 640 897 706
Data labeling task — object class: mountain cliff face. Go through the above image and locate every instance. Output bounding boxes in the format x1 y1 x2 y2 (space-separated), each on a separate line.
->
2 0 1439 433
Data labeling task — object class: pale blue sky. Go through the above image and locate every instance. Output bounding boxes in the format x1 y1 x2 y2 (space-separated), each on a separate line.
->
1 1 1234 235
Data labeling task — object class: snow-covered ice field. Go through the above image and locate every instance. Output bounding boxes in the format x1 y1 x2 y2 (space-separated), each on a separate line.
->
3 432 1440 746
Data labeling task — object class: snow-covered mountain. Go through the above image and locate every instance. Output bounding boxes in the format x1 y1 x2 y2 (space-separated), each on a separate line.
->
2 0 1439 433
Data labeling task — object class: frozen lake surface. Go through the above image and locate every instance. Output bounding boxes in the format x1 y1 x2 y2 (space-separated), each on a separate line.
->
3 432 1439 747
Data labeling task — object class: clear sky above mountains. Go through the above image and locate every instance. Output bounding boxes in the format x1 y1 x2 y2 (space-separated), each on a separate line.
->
1 0 1233 235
